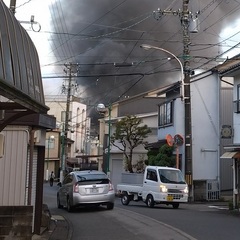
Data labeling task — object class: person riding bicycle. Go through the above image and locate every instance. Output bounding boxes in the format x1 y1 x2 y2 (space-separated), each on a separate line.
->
50 171 55 187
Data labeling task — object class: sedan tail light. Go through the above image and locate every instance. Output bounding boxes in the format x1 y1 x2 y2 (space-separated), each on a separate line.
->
73 183 79 193
108 181 114 191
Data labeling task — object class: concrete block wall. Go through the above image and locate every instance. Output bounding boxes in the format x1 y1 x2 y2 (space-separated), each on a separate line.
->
0 206 33 240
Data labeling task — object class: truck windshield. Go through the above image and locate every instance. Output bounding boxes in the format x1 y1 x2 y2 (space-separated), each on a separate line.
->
158 169 186 184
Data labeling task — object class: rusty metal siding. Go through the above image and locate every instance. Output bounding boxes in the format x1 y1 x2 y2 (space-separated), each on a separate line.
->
0 126 29 205
220 87 234 190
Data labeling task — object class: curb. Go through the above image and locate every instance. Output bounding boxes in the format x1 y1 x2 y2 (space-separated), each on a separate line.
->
49 215 73 240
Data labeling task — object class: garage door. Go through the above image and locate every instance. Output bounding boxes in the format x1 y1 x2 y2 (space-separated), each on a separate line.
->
111 159 123 190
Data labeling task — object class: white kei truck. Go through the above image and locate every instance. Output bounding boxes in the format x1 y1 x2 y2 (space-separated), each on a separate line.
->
117 166 189 209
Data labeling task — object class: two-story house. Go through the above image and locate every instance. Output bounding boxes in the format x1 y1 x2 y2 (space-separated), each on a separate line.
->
153 67 235 201
99 67 234 201
216 55 240 208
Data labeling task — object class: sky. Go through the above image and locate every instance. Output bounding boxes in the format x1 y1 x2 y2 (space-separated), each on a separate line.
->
3 0 240 121
3 0 59 94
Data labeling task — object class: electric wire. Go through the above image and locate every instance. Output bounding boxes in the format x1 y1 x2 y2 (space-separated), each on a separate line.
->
46 0 129 57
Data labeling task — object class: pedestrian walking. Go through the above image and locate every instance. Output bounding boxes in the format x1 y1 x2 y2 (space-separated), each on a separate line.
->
50 171 55 187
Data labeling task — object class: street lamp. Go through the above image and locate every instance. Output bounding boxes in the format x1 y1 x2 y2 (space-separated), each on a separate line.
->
96 103 111 177
140 44 185 100
46 135 54 181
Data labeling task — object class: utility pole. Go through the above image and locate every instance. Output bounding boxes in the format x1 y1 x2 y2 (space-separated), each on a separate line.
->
9 0 16 14
9 0 41 31
153 0 196 198
60 63 79 183
181 0 193 196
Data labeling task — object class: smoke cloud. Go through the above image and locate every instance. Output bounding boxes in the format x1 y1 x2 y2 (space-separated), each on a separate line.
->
48 0 240 123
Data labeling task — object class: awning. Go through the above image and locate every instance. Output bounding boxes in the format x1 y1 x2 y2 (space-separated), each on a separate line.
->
220 151 240 159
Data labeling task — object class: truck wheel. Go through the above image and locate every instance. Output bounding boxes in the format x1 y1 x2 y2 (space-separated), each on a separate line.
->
172 203 179 209
121 193 130 205
146 195 154 208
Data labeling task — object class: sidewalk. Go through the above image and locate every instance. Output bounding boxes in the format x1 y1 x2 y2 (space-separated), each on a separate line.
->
32 214 73 240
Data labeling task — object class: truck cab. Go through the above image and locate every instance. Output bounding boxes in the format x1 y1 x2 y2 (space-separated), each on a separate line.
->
142 166 188 208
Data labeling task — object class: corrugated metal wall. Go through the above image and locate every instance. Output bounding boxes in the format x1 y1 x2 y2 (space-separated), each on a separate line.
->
25 148 38 205
0 126 29 205
0 1 45 105
220 87 234 191
32 148 38 206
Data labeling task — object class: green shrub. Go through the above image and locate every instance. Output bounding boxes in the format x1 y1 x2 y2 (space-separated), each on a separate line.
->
147 144 175 167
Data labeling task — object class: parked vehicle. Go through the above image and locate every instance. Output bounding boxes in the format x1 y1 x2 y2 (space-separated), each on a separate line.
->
57 170 115 212
117 166 188 209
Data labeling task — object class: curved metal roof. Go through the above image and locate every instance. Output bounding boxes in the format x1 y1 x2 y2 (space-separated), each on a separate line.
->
0 1 48 114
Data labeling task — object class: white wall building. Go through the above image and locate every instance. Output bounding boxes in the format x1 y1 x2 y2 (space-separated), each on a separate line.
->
44 95 91 176
98 91 164 189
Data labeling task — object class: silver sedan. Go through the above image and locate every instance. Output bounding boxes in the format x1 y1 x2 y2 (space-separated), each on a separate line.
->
57 170 115 212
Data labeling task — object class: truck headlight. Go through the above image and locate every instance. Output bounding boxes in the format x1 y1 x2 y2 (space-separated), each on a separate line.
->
160 185 168 193
183 187 188 194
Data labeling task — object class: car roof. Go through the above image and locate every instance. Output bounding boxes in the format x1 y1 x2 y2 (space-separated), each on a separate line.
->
147 166 181 171
72 170 106 175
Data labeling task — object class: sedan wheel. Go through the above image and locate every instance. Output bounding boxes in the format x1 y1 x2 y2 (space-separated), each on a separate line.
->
67 197 73 212
57 194 63 209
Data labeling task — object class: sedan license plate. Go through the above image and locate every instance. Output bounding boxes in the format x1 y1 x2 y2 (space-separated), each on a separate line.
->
90 188 99 193
167 195 173 201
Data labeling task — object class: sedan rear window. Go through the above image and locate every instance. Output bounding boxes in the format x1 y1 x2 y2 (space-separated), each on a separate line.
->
76 173 109 185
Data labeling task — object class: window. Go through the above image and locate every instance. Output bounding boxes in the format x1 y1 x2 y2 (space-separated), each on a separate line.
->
146 169 158 182
63 175 73 185
159 169 186 184
234 84 240 113
158 101 173 126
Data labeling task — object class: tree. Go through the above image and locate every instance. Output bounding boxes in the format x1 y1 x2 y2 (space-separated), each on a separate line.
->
147 144 175 167
111 115 151 173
